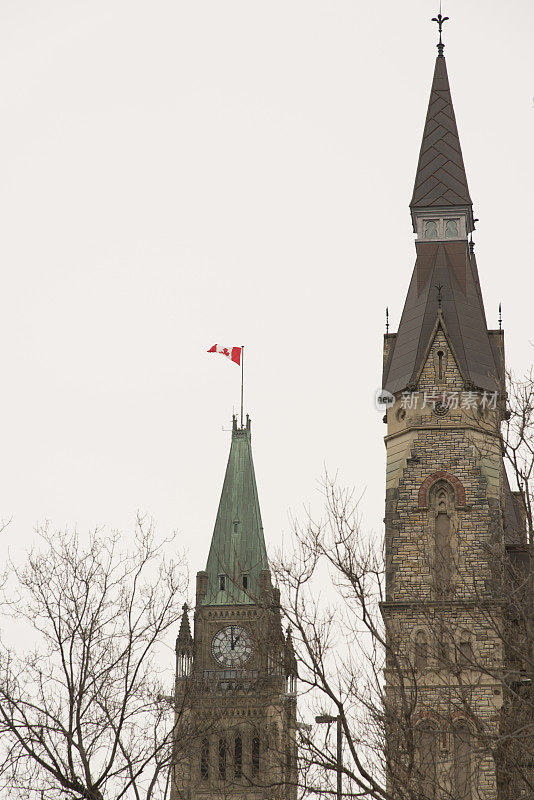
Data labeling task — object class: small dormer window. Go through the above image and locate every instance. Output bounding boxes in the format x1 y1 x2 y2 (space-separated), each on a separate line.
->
445 219 459 238
219 575 226 592
417 214 466 241
242 575 248 590
424 220 438 239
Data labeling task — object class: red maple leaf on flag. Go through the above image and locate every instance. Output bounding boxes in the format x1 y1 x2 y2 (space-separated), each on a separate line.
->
207 345 242 366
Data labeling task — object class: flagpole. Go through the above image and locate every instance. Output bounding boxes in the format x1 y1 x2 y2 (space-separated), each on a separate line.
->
240 346 244 428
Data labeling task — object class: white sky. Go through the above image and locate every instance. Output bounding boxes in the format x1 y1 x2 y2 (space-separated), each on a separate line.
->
0 0 532 603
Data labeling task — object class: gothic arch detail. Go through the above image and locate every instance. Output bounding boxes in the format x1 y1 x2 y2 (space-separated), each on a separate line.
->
451 720 473 800
456 629 474 666
252 735 260 777
414 720 439 800
419 471 466 508
413 708 442 727
414 629 429 671
200 738 209 780
429 479 457 596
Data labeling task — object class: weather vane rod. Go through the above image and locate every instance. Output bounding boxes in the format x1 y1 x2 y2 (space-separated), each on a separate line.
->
432 3 449 57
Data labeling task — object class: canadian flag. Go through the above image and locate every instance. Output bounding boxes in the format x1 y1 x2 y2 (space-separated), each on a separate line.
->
207 344 242 366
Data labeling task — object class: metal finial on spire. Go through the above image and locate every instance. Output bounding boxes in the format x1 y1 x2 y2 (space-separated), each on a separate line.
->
432 4 449 57
436 283 443 310
498 303 502 330
386 307 389 334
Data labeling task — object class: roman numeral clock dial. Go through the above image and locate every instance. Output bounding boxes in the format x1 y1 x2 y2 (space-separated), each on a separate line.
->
211 625 253 667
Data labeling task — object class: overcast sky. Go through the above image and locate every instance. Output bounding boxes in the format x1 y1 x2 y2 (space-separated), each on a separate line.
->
0 0 532 600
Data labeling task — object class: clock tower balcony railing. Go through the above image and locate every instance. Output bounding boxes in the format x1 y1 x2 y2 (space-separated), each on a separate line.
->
202 667 260 692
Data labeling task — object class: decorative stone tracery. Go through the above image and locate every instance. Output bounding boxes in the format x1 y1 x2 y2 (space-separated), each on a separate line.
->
418 471 466 508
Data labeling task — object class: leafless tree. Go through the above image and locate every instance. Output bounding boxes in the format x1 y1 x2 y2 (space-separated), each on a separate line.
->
0 517 187 800
272 371 534 800
274 478 394 800
502 368 534 541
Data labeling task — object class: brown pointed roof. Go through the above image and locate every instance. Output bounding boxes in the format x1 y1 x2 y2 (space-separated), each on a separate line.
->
410 55 472 211
382 241 502 394
503 469 526 546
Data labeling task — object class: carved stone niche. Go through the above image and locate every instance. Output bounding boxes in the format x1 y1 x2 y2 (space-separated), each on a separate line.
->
429 479 458 597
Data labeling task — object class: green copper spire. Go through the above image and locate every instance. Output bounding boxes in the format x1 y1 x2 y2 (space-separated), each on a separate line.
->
202 415 269 606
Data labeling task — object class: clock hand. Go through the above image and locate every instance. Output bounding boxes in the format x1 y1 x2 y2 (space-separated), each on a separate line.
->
230 626 235 650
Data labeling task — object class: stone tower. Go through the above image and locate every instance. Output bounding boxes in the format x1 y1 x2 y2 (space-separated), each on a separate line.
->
172 416 298 800
380 34 526 800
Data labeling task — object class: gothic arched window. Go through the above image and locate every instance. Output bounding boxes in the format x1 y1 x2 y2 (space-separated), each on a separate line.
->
286 742 293 776
425 220 438 239
218 737 226 780
438 638 450 666
457 631 473 667
453 722 472 800
252 736 260 777
234 735 242 778
445 219 459 238
415 630 428 671
200 738 209 780
415 722 438 799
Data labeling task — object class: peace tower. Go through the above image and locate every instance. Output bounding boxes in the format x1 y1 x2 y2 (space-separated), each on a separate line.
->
171 416 298 800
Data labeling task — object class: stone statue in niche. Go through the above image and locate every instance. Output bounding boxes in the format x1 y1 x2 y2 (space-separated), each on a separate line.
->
429 480 458 598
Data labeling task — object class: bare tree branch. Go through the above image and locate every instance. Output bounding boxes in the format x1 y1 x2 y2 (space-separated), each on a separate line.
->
0 518 188 800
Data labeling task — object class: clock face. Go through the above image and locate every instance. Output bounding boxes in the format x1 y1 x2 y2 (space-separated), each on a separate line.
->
211 625 253 667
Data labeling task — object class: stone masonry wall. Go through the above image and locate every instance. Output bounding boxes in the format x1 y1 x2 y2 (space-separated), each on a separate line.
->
383 326 505 800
